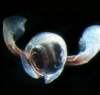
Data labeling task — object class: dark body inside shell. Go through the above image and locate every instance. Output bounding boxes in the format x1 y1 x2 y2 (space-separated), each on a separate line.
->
30 41 62 74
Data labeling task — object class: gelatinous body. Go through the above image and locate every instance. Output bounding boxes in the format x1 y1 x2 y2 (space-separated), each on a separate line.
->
3 16 100 84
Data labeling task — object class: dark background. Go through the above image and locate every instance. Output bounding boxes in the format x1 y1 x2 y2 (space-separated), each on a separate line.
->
1 1 100 95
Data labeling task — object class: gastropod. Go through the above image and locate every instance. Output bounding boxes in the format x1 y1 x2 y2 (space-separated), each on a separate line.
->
3 16 100 84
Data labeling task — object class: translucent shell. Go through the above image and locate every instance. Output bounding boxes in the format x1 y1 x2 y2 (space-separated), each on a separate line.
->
21 32 67 84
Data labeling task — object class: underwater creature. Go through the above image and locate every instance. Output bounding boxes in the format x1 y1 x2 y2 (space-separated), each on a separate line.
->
3 16 100 84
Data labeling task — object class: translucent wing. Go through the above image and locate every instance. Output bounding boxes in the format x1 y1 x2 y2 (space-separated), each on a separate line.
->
3 16 27 56
66 25 100 66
